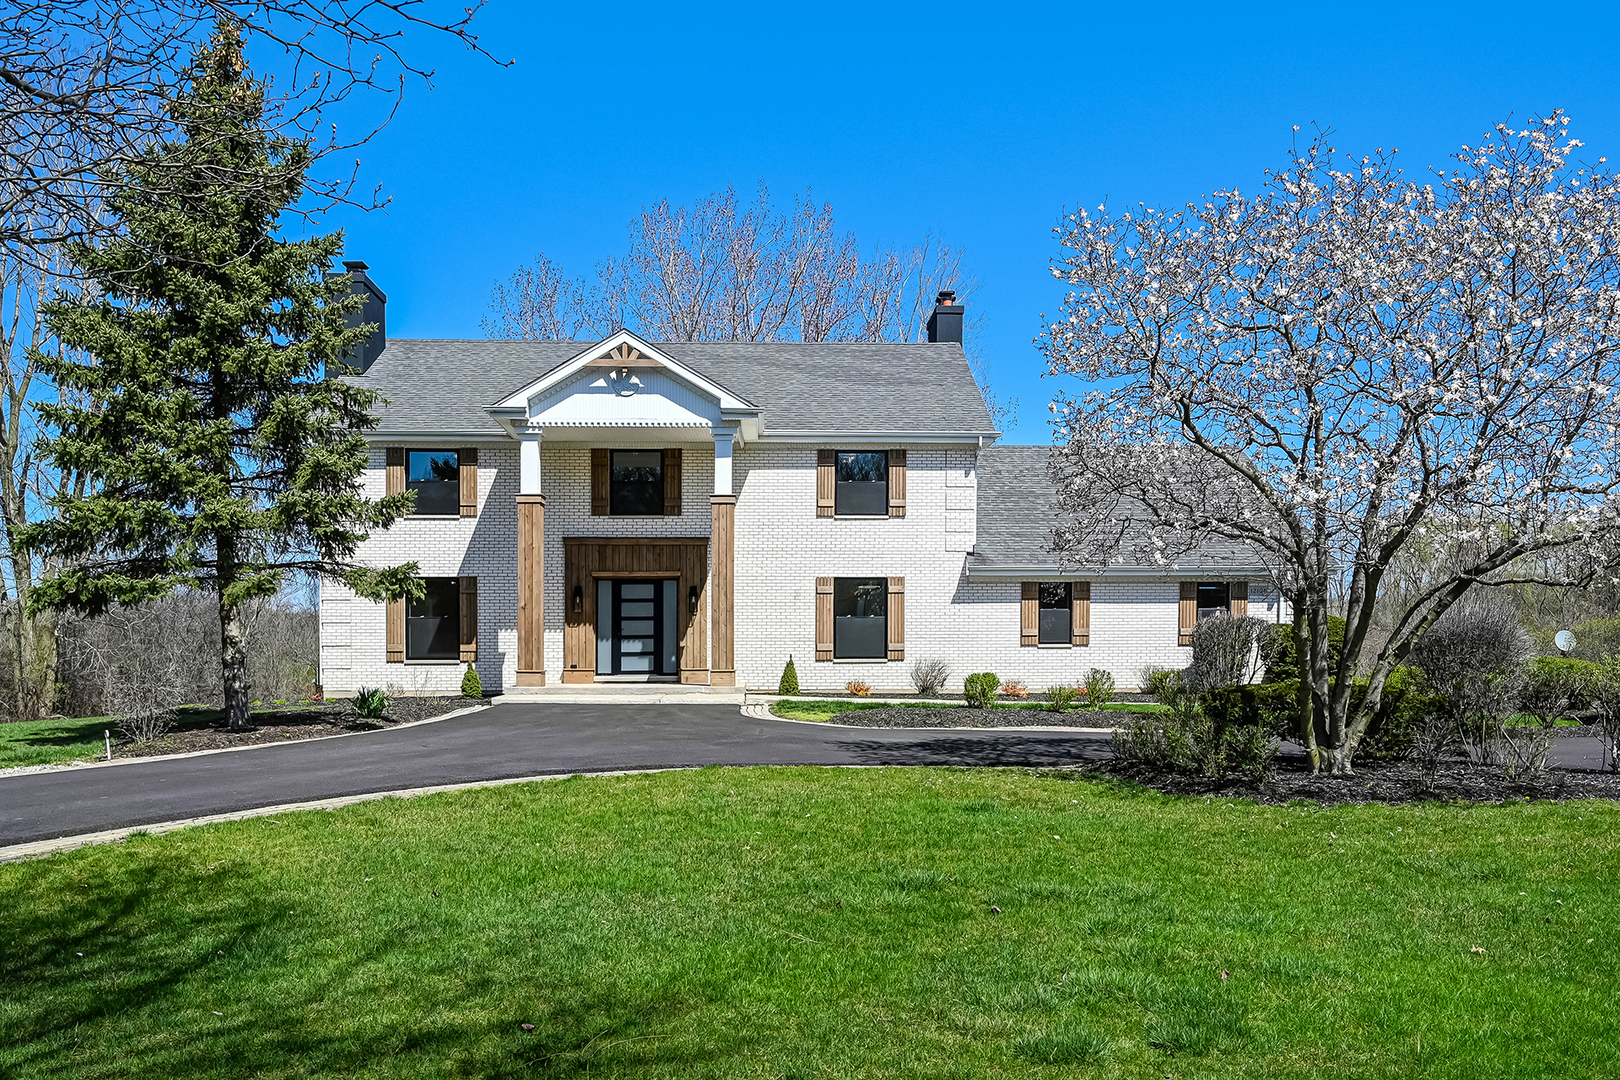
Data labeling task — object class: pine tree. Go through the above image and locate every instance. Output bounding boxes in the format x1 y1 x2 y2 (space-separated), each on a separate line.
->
22 22 418 731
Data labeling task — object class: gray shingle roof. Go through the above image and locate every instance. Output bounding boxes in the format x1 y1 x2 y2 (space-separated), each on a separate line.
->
350 338 999 436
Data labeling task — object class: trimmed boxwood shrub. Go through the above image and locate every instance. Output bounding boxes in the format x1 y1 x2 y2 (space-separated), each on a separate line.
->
963 672 1001 708
1201 666 1441 762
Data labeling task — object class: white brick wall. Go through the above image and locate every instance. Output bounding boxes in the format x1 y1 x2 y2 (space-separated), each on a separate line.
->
323 439 1287 695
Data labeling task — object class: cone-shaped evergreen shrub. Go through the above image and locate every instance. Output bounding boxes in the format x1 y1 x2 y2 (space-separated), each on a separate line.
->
461 664 483 699
779 656 799 695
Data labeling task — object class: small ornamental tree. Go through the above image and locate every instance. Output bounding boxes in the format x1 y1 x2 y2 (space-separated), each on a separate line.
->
1042 114 1620 773
21 23 418 732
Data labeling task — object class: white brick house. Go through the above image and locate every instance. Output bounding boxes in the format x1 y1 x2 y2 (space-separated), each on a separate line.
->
320 267 1282 695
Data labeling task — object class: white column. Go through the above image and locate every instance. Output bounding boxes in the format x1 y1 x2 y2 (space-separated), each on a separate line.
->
712 429 734 496
519 426 542 495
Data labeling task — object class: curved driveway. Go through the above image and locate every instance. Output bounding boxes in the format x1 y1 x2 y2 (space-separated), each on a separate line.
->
0 703 1112 847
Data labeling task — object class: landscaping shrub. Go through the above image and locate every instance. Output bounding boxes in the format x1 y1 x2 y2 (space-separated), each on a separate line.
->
1202 681 1300 741
1140 665 1182 700
963 672 1000 708
460 664 483 699
778 656 800 695
1524 656 1601 716
1588 655 1620 771
909 657 948 696
1000 679 1029 699
1186 612 1269 691
845 680 871 697
1114 670 1229 777
1261 615 1346 683
353 687 389 720
1413 593 1533 766
1045 684 1079 712
1083 668 1115 711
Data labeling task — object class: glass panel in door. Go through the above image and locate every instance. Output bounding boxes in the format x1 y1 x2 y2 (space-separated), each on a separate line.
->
616 581 660 674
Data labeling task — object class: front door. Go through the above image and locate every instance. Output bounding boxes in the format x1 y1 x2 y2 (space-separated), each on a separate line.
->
596 579 679 677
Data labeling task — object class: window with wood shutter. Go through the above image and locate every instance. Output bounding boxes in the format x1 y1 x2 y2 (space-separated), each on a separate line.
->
887 577 905 660
591 448 609 516
459 448 478 517
385 447 404 497
887 449 907 517
459 576 478 663
1021 582 1039 646
816 450 835 517
1072 581 1091 646
815 577 834 660
386 597 404 662
663 447 682 516
1230 580 1248 618
1178 581 1197 646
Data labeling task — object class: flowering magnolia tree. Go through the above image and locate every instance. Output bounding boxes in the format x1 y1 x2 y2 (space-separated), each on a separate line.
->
1040 114 1620 774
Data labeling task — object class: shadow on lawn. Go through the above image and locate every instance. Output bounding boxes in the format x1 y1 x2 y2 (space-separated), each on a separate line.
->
839 733 1112 769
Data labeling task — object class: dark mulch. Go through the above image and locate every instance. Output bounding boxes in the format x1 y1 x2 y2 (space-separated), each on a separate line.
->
827 706 1116 728
1074 757 1620 806
120 697 480 759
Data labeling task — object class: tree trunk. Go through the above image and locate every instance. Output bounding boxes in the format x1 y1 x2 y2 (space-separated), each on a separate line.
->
217 534 250 732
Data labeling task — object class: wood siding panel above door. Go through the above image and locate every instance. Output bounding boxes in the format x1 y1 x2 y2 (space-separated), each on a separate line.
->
887 449 906 517
591 448 610 516
816 450 835 517
663 447 683 516
1230 580 1249 618
1020 582 1039 646
815 577 834 660
459 447 478 517
1072 581 1091 646
385 447 404 498
386 597 404 662
1178 581 1197 646
887 576 905 660
562 537 709 683
459 576 478 662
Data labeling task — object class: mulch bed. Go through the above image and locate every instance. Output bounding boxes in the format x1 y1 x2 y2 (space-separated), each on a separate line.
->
118 698 479 759
1074 757 1620 806
827 706 1116 728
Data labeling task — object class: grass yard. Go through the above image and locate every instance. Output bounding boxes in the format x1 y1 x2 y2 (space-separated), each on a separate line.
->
771 699 1164 722
2 767 1616 1079
0 703 322 768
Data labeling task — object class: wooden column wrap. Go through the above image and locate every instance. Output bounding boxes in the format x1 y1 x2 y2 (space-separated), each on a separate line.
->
1179 581 1198 646
1230 580 1249 618
386 597 404 663
591 448 609 516
459 576 478 662
710 495 736 685
385 447 404 497
887 449 907 517
516 494 546 686
561 536 710 684
816 449 835 517
887 576 905 661
815 577 834 661
1072 581 1091 647
1020 582 1039 646
459 447 478 517
663 448 683 516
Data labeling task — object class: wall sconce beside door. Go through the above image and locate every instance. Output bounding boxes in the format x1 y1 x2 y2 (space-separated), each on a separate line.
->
571 584 583 614
688 584 700 616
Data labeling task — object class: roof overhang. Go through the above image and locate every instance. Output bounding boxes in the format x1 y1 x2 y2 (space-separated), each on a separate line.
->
963 563 1278 580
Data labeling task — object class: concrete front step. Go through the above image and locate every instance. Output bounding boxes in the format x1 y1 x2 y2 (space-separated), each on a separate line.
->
499 683 746 704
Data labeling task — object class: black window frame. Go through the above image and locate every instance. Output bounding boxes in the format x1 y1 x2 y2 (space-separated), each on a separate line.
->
610 449 665 516
407 448 461 516
832 576 888 659
1038 582 1072 645
406 577 461 661
834 450 889 517
1196 582 1231 623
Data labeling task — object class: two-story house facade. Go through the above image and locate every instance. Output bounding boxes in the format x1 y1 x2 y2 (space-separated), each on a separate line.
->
318 264 1284 695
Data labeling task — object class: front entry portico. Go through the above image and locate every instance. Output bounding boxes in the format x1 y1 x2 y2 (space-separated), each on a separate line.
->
562 536 710 683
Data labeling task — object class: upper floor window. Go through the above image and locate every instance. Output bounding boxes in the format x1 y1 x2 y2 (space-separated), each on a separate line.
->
835 451 888 516
408 450 460 515
407 577 460 659
1038 582 1072 644
1196 582 1231 622
611 450 663 515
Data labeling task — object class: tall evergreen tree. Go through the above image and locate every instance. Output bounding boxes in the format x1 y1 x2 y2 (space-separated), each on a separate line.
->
22 22 418 731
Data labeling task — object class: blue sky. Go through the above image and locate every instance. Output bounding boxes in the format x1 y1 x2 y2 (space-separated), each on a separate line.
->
296 1 1620 444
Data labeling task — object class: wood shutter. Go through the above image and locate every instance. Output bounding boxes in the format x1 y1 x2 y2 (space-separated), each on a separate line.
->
815 577 834 661
591 448 610 516
1021 582 1039 646
663 447 682 516
887 577 905 661
1179 581 1198 646
1230 580 1248 618
887 449 907 517
459 576 478 663
386 596 405 663
459 447 478 517
1072 581 1091 646
816 450 835 517
385 446 404 497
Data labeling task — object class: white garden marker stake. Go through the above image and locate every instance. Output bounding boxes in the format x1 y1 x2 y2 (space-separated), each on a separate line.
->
104 730 111 761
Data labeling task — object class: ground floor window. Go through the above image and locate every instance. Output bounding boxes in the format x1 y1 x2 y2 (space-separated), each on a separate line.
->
407 577 460 660
1038 582 1072 644
834 577 888 659
1196 582 1231 622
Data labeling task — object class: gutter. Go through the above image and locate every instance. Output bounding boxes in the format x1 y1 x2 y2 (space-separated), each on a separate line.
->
963 563 1278 579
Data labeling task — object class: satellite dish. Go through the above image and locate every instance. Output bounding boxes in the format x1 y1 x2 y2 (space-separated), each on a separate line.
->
1555 629 1577 654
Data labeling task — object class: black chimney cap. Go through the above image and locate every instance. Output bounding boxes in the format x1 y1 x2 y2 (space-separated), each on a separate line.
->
343 260 370 272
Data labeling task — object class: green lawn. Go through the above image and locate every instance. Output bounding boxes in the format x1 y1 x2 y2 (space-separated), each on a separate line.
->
0 703 322 768
3 768 1615 1078
771 698 1164 722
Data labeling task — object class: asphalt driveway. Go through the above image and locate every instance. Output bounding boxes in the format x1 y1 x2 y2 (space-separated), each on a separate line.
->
0 702 1113 847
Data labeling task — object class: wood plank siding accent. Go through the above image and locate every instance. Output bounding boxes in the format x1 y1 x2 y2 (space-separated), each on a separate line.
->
887 576 905 660
1072 581 1091 646
590 448 610 516
663 448 683 516
385 598 404 663
1020 582 1039 646
1230 580 1248 618
1178 581 1198 646
516 495 546 685
459 576 478 662
385 447 404 497
815 577 834 660
562 536 710 684
816 450 835 517
887 449 906 517
710 495 736 685
458 448 478 517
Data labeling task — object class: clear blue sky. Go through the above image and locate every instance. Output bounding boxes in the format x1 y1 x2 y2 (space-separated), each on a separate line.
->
296 1 1620 444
